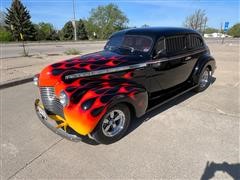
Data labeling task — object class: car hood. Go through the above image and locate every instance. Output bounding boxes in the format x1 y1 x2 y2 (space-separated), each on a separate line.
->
38 50 146 87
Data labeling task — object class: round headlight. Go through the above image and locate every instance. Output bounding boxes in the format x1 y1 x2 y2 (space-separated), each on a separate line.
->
33 74 39 86
59 91 69 107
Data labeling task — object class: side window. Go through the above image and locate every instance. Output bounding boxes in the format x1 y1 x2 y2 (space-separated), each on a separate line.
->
188 34 204 49
166 36 186 54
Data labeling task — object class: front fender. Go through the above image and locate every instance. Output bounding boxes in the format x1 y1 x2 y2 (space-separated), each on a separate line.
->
105 87 148 118
58 75 148 136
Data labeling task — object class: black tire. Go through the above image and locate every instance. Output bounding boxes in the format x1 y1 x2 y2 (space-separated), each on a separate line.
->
92 104 131 144
194 67 211 92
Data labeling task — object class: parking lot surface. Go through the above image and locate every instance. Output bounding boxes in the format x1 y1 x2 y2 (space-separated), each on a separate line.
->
1 41 106 59
1 42 239 179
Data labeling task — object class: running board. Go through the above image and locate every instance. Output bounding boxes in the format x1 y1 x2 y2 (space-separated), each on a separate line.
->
147 85 198 112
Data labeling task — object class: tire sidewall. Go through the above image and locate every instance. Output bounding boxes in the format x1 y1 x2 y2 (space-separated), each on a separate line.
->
195 67 211 92
92 104 131 144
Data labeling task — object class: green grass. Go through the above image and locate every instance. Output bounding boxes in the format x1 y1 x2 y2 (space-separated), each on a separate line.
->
64 48 81 55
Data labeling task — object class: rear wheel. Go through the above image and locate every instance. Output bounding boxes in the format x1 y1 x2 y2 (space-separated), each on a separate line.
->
194 67 211 92
92 104 130 144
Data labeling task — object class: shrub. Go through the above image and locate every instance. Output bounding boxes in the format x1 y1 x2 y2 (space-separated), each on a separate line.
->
227 23 240 37
0 28 12 41
64 48 81 55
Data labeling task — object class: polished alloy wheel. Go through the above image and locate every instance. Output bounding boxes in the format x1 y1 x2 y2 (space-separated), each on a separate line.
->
199 70 209 88
102 110 125 137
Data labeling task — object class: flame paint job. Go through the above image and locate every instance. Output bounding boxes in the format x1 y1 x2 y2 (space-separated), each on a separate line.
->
38 51 148 135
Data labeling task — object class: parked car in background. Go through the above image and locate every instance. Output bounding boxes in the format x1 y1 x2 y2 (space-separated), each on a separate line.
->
34 27 216 144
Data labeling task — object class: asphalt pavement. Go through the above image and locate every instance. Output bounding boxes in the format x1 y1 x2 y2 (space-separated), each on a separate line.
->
1 41 106 59
1 41 239 179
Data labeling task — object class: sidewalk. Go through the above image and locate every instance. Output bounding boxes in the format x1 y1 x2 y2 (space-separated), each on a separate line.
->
0 50 99 84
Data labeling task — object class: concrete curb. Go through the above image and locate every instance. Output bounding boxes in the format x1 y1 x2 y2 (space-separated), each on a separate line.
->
0 76 33 90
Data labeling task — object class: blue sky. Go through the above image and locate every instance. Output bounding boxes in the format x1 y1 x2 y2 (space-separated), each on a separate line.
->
1 0 239 30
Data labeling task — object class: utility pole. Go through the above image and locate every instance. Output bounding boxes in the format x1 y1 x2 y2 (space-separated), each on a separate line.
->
72 0 77 41
203 17 207 36
219 22 223 43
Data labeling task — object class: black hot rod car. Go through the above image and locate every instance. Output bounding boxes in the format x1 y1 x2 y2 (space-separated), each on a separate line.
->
34 27 216 144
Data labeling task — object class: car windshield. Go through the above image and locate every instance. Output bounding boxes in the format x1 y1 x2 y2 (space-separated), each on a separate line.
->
105 34 153 54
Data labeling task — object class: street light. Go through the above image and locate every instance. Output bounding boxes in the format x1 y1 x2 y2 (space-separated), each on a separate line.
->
72 0 77 41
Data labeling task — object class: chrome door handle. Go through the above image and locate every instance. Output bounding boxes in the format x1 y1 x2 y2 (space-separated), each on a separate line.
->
185 56 192 61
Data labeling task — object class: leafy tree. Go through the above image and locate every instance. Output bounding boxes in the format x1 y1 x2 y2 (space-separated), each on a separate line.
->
227 23 240 37
77 19 88 40
204 27 219 34
60 21 74 40
61 19 88 40
0 11 12 41
183 9 208 34
0 27 12 41
35 22 59 40
86 3 129 39
5 0 36 41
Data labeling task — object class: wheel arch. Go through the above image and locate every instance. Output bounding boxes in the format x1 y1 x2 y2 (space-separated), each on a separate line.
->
192 54 216 84
119 102 136 119
106 91 148 119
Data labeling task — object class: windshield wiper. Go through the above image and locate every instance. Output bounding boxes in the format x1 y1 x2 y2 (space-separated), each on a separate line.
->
119 46 135 53
105 45 117 51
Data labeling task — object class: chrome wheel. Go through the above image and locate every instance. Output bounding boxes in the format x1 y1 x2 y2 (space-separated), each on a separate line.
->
199 70 209 88
102 109 125 137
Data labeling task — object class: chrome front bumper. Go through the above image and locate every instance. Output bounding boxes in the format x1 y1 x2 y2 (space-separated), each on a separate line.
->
34 99 82 142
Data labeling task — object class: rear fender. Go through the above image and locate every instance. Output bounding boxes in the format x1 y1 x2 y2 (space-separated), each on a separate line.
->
192 54 216 84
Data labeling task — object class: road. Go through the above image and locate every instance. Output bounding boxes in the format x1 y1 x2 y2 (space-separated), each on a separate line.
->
1 38 239 59
0 41 106 59
1 43 239 179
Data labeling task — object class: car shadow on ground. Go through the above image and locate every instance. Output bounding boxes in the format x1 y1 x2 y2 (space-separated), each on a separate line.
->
82 90 197 145
127 76 216 136
83 77 216 145
200 161 240 180
127 90 197 136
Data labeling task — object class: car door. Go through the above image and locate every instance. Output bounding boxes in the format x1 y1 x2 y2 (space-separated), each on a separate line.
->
148 35 195 92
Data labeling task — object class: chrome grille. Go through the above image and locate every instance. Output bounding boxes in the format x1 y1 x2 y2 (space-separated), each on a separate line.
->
40 87 64 118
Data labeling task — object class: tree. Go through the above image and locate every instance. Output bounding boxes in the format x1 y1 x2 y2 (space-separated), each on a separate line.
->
0 11 6 27
60 21 74 40
35 22 59 40
0 11 12 41
141 24 150 28
204 27 219 34
227 23 240 37
0 27 12 41
61 19 88 40
183 9 208 34
86 3 129 39
5 0 36 41
77 19 88 40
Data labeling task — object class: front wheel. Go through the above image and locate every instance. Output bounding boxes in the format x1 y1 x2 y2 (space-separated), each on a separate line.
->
92 104 131 144
194 67 211 92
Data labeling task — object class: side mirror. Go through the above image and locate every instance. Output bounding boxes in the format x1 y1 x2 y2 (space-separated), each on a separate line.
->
153 49 166 59
104 45 109 50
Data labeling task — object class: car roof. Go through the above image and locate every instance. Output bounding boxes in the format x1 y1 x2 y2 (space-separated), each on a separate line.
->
111 27 200 39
